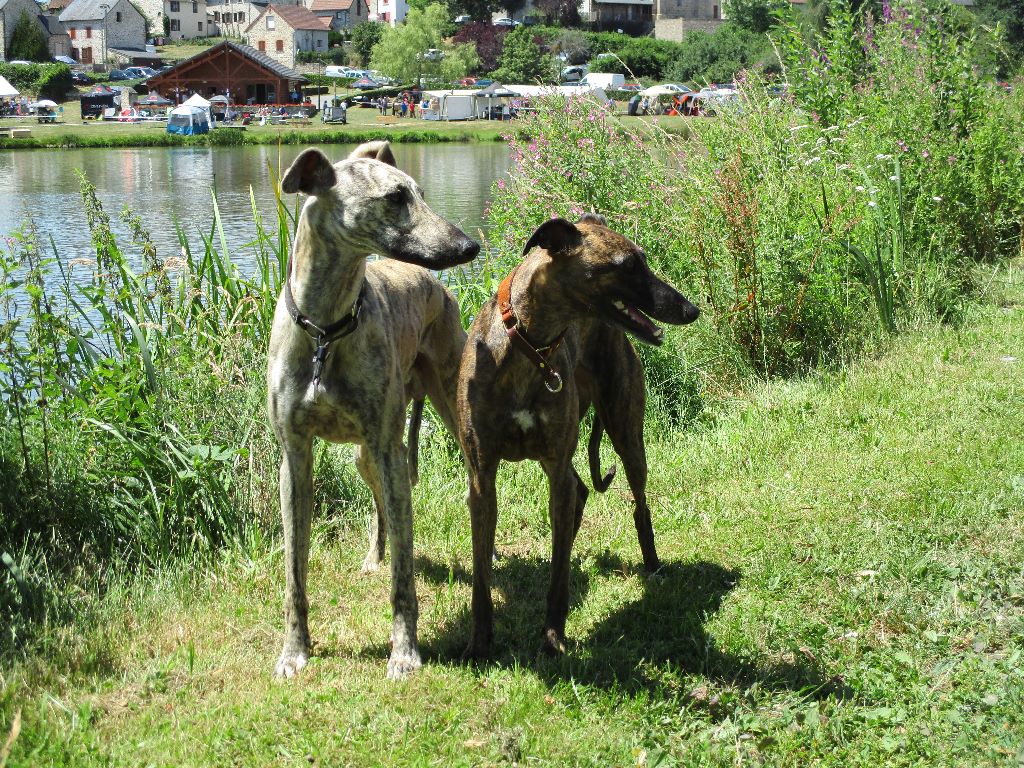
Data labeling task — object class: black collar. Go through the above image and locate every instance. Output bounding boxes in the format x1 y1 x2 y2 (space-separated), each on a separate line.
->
284 255 364 388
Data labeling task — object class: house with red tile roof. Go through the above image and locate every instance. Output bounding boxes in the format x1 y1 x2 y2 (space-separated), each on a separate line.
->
245 2 327 67
306 0 368 31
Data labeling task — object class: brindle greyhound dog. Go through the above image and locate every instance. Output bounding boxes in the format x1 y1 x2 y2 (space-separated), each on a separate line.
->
456 214 699 658
267 142 479 679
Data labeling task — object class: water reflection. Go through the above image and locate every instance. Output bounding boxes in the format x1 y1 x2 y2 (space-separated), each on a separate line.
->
0 144 510 275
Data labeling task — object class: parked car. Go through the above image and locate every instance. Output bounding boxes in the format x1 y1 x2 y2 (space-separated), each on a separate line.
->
661 83 692 93
325 65 354 78
619 82 642 92
521 15 541 25
70 70 91 85
107 69 131 81
422 48 444 61
454 13 472 23
124 66 157 79
352 77 380 90
493 17 519 26
7 60 31 65
458 76 478 87
473 78 494 88
560 65 587 83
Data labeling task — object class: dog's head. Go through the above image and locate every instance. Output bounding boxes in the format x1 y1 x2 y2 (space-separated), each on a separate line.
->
282 142 480 269
523 214 699 346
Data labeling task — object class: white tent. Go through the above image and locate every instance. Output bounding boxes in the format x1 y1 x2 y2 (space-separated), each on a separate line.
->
420 89 479 121
182 93 215 128
166 104 211 135
0 75 19 98
505 84 609 104
640 85 678 97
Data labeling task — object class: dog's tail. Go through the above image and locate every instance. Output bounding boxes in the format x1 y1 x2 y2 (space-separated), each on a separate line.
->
588 415 616 492
407 399 424 486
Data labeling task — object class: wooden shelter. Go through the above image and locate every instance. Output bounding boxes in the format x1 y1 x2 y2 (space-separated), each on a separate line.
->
145 40 305 105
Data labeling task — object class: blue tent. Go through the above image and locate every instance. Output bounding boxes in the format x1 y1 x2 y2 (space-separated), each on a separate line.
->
166 105 210 135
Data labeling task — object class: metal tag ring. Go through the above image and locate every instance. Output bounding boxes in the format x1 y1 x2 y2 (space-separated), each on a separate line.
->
545 372 563 394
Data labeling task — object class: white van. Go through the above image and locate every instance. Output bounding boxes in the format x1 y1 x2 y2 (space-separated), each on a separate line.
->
579 73 625 90
325 65 354 78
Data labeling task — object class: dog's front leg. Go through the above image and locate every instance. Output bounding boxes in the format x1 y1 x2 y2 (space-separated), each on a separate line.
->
374 442 422 679
355 446 387 573
541 460 580 656
276 440 315 678
464 461 498 660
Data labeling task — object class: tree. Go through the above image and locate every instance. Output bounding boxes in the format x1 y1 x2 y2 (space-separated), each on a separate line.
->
351 21 384 67
492 26 553 82
533 0 578 25
451 22 509 71
449 0 500 21
9 10 50 63
725 0 789 32
549 29 590 64
369 4 478 84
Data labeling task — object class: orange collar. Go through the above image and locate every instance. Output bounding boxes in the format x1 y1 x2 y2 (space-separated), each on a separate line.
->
496 265 565 393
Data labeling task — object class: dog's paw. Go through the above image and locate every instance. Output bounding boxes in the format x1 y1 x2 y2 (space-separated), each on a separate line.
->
360 555 382 574
540 628 568 657
461 637 492 663
386 647 422 680
274 648 310 679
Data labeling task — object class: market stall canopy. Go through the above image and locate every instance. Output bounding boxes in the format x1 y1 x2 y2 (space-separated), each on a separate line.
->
476 82 517 98
138 92 173 106
31 99 58 108
183 93 212 108
0 76 18 98
208 95 229 104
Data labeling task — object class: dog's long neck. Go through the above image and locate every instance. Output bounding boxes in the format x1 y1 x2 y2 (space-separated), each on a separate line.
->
288 204 368 326
508 255 576 347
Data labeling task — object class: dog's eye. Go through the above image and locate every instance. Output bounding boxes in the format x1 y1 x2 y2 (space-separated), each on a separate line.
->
386 189 406 205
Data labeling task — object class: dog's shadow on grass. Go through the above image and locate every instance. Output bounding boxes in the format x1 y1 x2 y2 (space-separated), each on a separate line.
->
416 550 849 701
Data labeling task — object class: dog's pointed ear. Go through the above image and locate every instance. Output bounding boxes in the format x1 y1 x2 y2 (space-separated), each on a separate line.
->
348 140 397 167
282 148 337 196
523 218 583 256
577 212 607 227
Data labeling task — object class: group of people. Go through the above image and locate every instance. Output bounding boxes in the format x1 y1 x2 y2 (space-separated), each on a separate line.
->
378 93 418 118
0 97 30 117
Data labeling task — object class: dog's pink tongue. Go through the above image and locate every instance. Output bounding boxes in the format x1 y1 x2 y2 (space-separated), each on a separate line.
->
627 305 659 335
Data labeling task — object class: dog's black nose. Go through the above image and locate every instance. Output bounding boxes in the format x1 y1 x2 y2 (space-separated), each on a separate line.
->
461 239 481 261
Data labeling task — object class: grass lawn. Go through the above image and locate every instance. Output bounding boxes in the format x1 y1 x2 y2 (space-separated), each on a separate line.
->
0 97 680 149
2 263 1021 766
155 38 237 61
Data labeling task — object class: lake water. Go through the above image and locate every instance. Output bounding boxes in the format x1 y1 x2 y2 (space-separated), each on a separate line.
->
0 143 511 274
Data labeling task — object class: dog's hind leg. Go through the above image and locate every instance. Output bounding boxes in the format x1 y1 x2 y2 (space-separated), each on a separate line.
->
596 352 661 573
372 439 422 679
275 439 315 678
464 458 499 660
355 446 387 574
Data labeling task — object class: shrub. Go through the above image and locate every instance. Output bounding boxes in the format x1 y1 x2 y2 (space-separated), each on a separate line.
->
0 62 73 100
8 10 49 62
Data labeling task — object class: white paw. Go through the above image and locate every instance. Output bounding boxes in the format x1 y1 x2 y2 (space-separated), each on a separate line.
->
386 647 422 680
274 648 309 679
360 555 382 574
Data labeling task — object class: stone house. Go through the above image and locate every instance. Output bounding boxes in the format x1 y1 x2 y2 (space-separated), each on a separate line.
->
244 3 326 68
59 0 146 66
653 0 723 41
0 0 49 61
135 0 209 39
367 0 405 25
39 14 73 58
305 0 368 31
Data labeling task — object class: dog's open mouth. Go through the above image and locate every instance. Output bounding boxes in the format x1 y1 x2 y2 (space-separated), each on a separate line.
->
610 299 665 345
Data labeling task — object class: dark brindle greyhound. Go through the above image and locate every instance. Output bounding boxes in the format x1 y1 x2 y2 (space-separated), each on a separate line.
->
267 142 478 679
456 214 699 658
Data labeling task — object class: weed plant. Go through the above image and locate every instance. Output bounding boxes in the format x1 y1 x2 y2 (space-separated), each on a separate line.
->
487 0 1024 393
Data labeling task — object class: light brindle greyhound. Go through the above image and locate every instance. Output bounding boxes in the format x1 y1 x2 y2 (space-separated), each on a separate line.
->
267 142 479 679
457 214 699 659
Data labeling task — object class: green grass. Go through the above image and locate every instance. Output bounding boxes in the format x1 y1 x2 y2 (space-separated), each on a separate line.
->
2 263 1021 766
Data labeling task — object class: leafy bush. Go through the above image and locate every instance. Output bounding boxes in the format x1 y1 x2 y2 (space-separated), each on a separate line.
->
9 10 49 62
663 24 772 84
0 62 73 100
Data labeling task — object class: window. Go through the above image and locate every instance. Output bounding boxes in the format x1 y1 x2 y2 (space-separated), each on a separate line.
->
192 1 197 12
266 14 275 28
236 11 244 21
315 37 322 47
213 11 219 20
85 26 92 37
170 0 180 10
258 40 265 50
69 27 76 39
170 18 180 29
356 1 360 15
197 20 202 29
275 39 283 51
713 4 719 16
115 11 121 21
